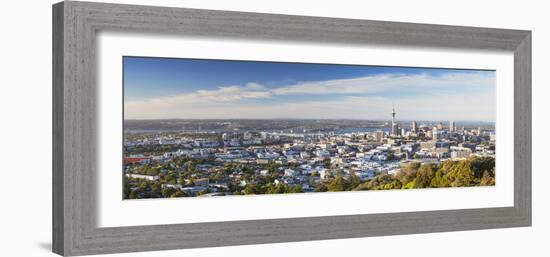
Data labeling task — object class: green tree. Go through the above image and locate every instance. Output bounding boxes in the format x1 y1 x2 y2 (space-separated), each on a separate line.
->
243 184 261 195
414 163 435 188
480 170 495 186
430 170 450 188
123 178 131 199
223 163 234 175
145 167 160 176
471 157 495 179
447 160 476 187
349 171 361 189
150 182 162 197
270 172 280 182
210 171 224 182
314 183 328 192
266 183 286 194
162 187 177 198
164 171 177 184
267 162 281 174
171 190 186 198
178 175 187 186
128 189 139 199
328 175 347 192
289 184 304 193
438 160 455 175
197 190 208 196
243 164 255 175
364 174 398 190
382 180 402 190
395 162 420 185
402 181 416 189
187 161 196 173
323 158 332 169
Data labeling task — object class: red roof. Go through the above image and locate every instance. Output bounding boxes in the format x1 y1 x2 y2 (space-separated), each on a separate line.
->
124 157 150 164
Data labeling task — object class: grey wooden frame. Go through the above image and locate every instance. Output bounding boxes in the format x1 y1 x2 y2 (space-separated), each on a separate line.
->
52 1 531 256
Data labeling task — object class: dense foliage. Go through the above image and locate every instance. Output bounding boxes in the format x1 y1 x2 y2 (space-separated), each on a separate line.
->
357 156 495 191
310 156 495 192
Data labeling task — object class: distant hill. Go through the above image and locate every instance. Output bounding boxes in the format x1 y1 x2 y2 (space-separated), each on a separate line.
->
123 119 494 133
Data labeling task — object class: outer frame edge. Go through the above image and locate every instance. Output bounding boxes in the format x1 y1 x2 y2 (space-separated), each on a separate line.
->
54 1 533 256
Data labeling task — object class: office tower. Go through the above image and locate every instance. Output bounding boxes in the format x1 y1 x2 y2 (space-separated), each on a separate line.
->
411 120 418 133
375 130 384 143
449 120 456 132
432 127 438 142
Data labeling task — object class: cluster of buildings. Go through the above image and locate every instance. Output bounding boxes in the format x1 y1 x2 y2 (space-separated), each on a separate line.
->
124 106 495 196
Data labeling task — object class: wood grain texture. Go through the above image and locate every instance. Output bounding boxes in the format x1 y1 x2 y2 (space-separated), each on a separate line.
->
52 2 65 255
52 1 532 256
513 32 532 224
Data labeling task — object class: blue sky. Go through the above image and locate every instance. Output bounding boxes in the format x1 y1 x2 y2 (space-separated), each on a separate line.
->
124 57 496 121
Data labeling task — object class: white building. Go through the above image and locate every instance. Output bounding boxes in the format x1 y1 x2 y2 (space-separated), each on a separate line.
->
125 173 159 181
432 127 439 142
316 149 331 158
451 146 472 159
284 169 298 177
193 178 210 187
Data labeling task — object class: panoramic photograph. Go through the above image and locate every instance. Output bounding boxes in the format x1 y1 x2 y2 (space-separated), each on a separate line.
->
122 57 496 199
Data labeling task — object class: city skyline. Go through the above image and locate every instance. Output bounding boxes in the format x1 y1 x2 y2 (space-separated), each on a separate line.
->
124 57 496 121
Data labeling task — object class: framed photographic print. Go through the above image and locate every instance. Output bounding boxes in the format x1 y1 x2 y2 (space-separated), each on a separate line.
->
52 1 531 256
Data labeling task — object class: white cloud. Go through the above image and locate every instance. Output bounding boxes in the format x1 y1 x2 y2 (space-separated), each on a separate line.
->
125 72 495 120
135 84 272 106
244 82 265 90
272 72 494 95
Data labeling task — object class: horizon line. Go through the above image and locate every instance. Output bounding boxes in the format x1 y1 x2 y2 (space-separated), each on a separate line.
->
124 118 496 123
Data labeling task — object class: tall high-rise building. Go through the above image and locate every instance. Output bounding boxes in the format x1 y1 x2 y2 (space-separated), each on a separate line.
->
449 120 456 132
432 127 438 142
391 105 400 136
375 130 384 143
437 122 444 130
411 121 418 133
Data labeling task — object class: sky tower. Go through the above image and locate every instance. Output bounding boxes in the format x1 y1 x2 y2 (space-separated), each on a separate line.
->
391 105 400 136
391 105 396 124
